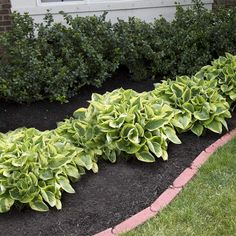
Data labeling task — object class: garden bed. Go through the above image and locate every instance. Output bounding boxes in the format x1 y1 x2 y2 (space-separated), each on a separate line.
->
0 69 235 236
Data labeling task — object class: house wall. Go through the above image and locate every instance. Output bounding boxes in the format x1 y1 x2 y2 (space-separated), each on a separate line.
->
0 0 11 33
10 0 214 24
214 0 236 7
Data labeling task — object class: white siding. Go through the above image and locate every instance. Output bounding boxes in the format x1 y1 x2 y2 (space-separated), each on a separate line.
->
11 0 213 23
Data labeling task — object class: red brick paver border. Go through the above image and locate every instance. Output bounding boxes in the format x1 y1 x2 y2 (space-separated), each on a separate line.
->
93 129 236 236
112 208 156 235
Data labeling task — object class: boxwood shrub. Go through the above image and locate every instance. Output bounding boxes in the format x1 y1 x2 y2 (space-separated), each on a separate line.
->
0 1 235 103
0 12 120 103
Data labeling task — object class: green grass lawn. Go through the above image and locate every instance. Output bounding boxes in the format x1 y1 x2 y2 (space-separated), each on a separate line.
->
123 137 236 236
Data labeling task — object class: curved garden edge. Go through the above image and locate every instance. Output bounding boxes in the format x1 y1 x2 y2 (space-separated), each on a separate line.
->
93 128 236 236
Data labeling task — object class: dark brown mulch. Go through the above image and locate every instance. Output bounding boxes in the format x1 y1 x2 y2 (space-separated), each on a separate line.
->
0 69 235 236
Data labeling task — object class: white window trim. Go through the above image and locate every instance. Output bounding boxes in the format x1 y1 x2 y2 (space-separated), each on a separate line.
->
36 0 157 8
37 0 89 7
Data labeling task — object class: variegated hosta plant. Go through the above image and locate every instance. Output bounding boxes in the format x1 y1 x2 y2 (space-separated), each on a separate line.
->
1 54 235 214
57 89 181 163
0 128 96 213
56 110 105 167
196 53 236 106
152 76 231 136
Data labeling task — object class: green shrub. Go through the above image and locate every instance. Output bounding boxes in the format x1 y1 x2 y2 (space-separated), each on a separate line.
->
151 1 236 76
149 17 175 77
113 18 155 81
57 12 121 89
0 13 46 102
0 12 120 103
0 1 236 103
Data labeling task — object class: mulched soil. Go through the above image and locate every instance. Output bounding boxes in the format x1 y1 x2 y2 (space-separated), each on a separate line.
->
0 69 235 236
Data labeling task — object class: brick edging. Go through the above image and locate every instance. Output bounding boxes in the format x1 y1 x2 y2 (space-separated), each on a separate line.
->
93 128 236 236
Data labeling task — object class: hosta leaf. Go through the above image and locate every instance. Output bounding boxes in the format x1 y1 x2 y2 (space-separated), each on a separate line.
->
109 115 126 128
78 166 86 175
191 123 204 136
221 84 231 93
12 155 28 167
135 151 155 163
194 109 210 121
29 198 49 212
182 88 191 102
90 101 105 110
0 197 14 213
162 150 168 161
9 188 22 201
107 150 117 163
215 116 228 130
3 170 11 178
131 97 142 109
29 172 38 186
55 199 62 210
92 162 99 173
86 127 93 140
0 184 6 195
74 122 86 136
224 110 232 119
147 140 162 157
183 102 194 113
120 124 135 138
116 139 141 154
91 93 104 102
229 91 236 101
125 113 135 123
144 105 155 117
57 176 75 194
171 83 183 97
48 155 71 169
73 108 87 120
145 119 167 131
215 106 227 116
127 128 140 144
164 127 182 144
205 120 222 133
41 189 56 207
39 154 48 167
48 144 57 156
65 164 80 179
39 170 54 180
172 112 191 130
75 154 93 170
135 123 144 137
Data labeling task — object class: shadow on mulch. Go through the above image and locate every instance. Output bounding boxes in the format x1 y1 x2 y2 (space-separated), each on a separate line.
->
0 69 235 236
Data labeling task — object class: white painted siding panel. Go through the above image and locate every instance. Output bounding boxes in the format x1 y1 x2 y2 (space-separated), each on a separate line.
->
11 0 213 23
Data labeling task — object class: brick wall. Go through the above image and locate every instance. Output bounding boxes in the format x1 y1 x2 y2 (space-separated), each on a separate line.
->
0 0 11 33
214 0 236 7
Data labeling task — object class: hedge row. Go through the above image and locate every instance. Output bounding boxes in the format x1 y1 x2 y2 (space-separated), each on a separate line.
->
0 1 236 102
0 54 235 213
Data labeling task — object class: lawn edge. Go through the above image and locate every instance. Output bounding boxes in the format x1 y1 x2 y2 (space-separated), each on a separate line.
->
93 128 236 236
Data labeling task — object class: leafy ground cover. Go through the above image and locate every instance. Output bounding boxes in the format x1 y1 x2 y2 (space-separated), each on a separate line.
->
124 137 236 236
